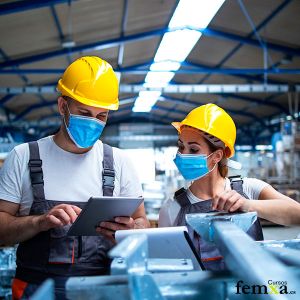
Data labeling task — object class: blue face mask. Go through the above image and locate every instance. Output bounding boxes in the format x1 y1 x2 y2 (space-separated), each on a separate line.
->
173 152 216 181
64 105 106 148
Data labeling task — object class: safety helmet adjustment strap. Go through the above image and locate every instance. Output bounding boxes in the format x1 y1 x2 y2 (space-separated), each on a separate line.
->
102 143 115 197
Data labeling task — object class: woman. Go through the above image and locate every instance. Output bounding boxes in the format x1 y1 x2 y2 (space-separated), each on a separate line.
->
158 103 300 271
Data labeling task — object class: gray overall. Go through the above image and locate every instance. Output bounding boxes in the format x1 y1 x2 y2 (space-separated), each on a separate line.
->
16 141 116 285
174 176 264 271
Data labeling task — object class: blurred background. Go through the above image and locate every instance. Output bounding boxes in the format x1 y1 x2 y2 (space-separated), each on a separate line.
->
0 0 300 231
1 1 300 299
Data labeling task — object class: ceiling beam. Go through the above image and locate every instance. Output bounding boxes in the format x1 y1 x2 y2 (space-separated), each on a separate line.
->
202 26 299 57
0 0 73 16
158 96 266 127
1 24 300 69
0 94 15 106
13 100 56 121
0 27 168 69
1 67 300 75
117 0 129 68
2 84 299 95
182 61 287 84
198 0 293 85
215 93 288 114
13 96 136 121
108 110 172 126
49 5 64 43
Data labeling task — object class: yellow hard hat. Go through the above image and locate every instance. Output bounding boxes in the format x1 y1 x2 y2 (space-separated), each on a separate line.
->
57 56 119 110
172 103 236 158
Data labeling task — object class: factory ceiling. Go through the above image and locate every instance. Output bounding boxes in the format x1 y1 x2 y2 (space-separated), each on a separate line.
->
0 0 300 143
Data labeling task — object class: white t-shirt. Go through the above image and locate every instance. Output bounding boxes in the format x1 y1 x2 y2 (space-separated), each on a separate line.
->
0 136 143 216
158 177 269 227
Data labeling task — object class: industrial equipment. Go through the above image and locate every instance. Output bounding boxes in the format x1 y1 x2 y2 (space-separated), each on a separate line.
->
1 212 300 299
0 247 16 300
66 212 300 299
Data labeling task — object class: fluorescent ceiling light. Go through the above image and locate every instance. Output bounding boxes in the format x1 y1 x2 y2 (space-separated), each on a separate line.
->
255 145 273 151
144 61 180 87
154 30 201 63
133 91 162 112
138 91 162 99
169 0 225 29
236 145 252 151
132 0 225 113
150 61 181 71
145 71 175 88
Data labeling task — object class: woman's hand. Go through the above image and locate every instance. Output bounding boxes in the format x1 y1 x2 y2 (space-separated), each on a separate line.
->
212 190 249 212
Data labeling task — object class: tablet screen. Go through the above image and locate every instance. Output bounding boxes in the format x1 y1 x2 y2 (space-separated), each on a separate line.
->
67 196 144 236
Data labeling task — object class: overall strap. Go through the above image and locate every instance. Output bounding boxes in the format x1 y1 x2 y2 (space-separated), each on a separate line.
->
174 188 190 207
229 175 264 240
102 143 115 197
28 141 45 201
228 175 248 198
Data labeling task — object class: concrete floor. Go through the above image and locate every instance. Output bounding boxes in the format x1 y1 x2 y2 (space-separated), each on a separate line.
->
263 225 300 240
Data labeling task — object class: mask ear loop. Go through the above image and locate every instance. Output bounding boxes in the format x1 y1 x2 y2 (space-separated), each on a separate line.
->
64 100 72 117
208 161 218 173
190 152 218 183
63 100 72 129
206 151 218 173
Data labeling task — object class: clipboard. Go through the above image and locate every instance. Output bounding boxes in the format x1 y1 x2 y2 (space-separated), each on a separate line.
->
67 196 144 236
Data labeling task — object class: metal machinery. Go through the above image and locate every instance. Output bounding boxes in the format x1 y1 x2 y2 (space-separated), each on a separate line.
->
1 212 300 299
65 212 300 300
0 247 16 300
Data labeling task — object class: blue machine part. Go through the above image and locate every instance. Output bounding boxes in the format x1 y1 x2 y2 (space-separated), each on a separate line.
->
30 279 55 300
2 213 300 300
66 270 231 300
66 221 300 299
259 239 300 267
213 221 300 300
0 247 16 300
185 211 257 244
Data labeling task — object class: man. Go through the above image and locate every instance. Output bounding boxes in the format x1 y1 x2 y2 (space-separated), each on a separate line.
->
0 56 149 299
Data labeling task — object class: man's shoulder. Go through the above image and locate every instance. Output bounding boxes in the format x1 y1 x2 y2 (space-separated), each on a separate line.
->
99 141 127 161
13 136 53 159
13 142 30 156
37 135 53 146
3 142 30 168
111 145 126 158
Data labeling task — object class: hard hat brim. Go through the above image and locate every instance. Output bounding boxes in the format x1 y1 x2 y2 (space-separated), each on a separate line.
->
171 122 181 132
57 80 119 110
171 120 235 158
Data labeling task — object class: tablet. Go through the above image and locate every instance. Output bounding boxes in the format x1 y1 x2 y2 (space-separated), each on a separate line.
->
67 196 144 236
115 226 204 270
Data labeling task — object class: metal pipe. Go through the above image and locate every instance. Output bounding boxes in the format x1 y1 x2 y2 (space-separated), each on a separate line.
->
1 84 299 95
213 221 299 299
1 68 300 75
